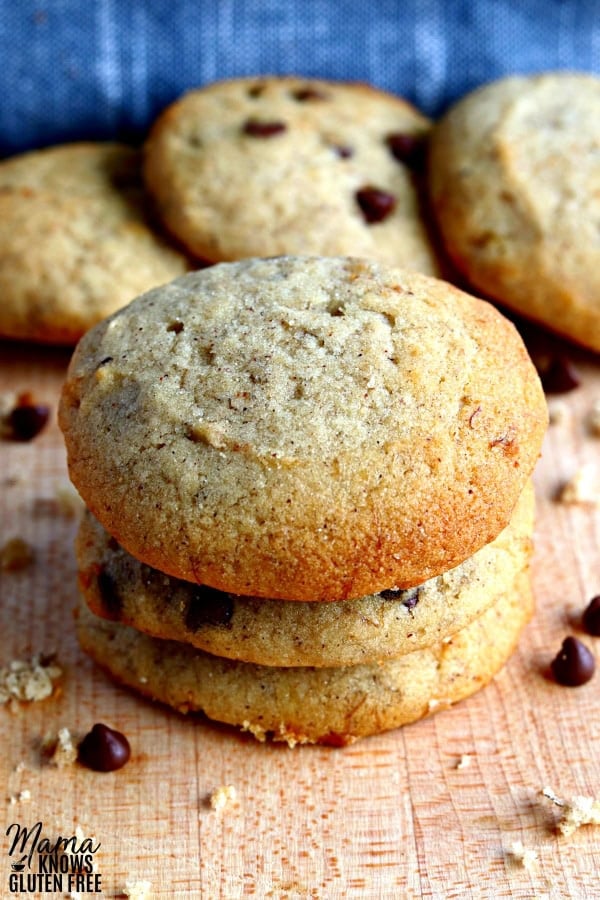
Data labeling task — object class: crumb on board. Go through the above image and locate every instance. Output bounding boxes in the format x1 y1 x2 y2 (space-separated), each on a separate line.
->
542 787 600 836
456 754 471 770
42 726 78 767
587 399 600 436
33 483 84 518
121 879 152 899
209 784 238 812
0 653 62 704
7 789 31 805
54 482 84 518
547 399 568 426
556 466 599 505
507 839 538 871
0 391 16 438
0 536 34 571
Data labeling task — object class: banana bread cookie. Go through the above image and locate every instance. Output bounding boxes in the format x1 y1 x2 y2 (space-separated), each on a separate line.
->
428 72 600 352
0 142 190 344
59 256 547 600
143 76 438 274
76 481 534 666
76 563 534 746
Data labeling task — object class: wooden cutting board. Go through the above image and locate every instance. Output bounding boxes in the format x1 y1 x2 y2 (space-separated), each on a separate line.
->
1 335 599 900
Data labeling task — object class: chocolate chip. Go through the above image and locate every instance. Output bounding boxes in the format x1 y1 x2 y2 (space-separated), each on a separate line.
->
379 586 421 610
333 145 354 159
355 186 397 224
540 357 581 394
96 569 122 618
78 723 131 772
166 320 184 334
386 132 426 169
247 84 266 98
550 636 595 686
292 87 327 102
242 118 287 138
8 402 50 441
582 595 600 636
401 588 421 611
185 586 234 631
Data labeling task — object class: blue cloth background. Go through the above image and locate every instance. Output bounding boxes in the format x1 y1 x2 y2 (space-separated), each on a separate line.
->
1 0 600 155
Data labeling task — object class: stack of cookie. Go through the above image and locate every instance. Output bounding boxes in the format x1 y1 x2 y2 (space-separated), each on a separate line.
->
59 256 547 745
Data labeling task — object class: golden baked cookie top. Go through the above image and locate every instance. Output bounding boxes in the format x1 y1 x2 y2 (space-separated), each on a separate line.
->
0 142 190 344
143 76 438 275
59 256 547 600
428 72 600 352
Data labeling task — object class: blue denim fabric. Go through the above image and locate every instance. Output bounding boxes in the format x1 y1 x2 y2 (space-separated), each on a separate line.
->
1 0 599 154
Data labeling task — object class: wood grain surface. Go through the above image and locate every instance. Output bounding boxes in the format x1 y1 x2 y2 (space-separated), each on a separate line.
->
1 335 599 900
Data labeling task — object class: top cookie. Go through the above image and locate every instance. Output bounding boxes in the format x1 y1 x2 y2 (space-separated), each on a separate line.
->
59 256 547 601
143 76 438 275
428 72 600 352
0 142 190 344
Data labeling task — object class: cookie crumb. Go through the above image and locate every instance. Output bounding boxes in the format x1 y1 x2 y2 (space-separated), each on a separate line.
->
507 839 538 871
556 466 599 505
122 879 152 899
0 536 34 571
54 482 84 518
547 399 568 426
209 784 238 812
7 789 31 805
241 720 267 742
542 786 600 836
42 727 78 767
588 400 600 436
456 754 471 770
0 654 62 704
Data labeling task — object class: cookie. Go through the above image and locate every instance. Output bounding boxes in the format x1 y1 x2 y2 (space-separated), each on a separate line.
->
76 480 534 667
0 142 190 344
59 256 547 600
143 76 438 275
75 562 534 746
428 72 600 352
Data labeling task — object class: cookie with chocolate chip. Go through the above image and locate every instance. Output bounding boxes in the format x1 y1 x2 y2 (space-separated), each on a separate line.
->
75 562 535 746
428 72 600 352
0 142 190 344
59 256 547 601
143 76 437 274
75 481 534 667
